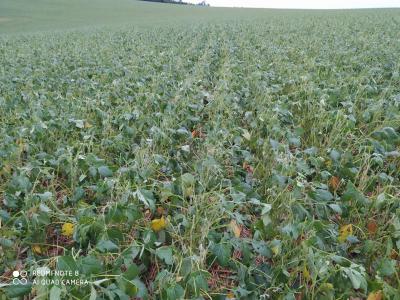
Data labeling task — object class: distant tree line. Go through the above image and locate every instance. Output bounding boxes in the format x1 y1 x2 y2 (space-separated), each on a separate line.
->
139 0 190 5
139 0 209 5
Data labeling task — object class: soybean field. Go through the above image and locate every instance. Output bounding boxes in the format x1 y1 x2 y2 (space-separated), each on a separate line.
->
0 1 400 299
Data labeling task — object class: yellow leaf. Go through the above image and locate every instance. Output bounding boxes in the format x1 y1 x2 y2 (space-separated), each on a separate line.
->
367 290 383 300
338 224 353 243
32 245 42 255
325 160 332 168
151 216 167 232
226 292 235 299
303 265 310 280
320 283 334 290
229 220 241 238
61 222 75 237
271 246 280 256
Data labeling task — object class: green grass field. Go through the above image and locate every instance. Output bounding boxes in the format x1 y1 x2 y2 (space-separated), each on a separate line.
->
0 0 200 33
0 0 287 34
1 1 400 299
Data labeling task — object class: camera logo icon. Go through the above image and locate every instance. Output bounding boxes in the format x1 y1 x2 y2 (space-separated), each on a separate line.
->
12 270 28 285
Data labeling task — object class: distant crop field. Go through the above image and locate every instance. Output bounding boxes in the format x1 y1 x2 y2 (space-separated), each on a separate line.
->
0 1 399 299
0 0 283 34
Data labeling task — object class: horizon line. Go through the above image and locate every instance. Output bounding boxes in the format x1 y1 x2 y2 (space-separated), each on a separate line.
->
201 4 400 9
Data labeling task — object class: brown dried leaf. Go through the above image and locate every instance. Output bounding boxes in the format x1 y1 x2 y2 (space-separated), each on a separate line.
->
229 220 241 238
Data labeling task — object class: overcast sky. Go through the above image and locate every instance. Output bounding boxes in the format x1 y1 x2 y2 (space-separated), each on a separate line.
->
186 0 400 9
